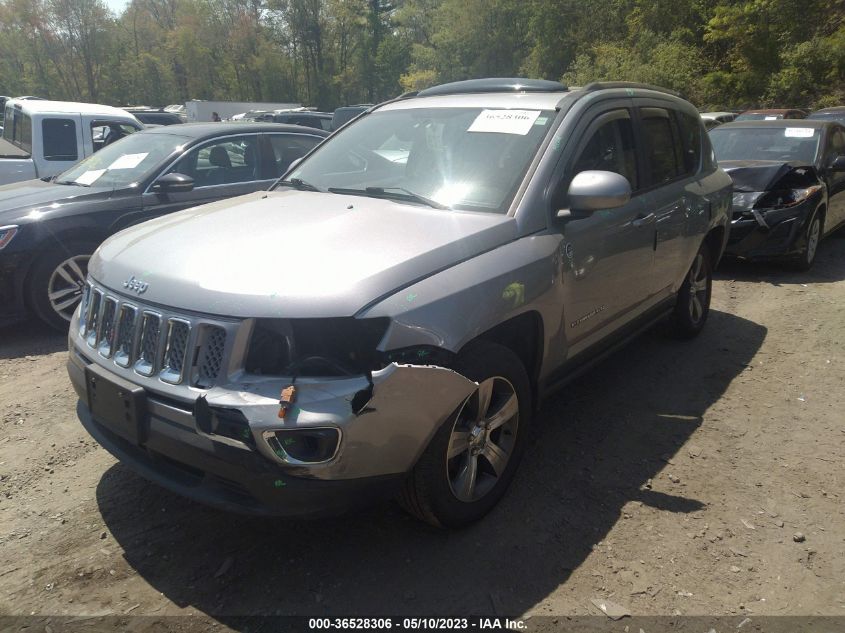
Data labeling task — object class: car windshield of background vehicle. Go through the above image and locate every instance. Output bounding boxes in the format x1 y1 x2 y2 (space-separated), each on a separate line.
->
282 107 555 213
709 127 820 165
55 132 191 188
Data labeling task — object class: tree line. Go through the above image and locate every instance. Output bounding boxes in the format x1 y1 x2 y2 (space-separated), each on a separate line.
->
0 0 843 112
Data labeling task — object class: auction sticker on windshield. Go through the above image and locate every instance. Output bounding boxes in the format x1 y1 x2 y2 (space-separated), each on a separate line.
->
468 109 541 135
785 128 815 138
75 169 106 185
109 153 148 170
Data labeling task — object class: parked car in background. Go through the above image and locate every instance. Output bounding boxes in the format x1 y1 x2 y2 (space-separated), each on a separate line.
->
124 108 184 126
0 99 142 186
710 119 845 269
701 111 736 130
67 79 731 527
330 104 373 131
807 106 845 126
0 122 326 329
735 108 806 121
272 110 332 131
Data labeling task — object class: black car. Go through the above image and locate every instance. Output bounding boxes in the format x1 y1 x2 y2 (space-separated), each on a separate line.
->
272 111 332 131
126 109 184 126
709 120 845 269
0 122 326 329
807 106 845 126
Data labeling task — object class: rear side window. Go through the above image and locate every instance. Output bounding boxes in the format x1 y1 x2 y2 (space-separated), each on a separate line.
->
42 119 78 161
640 107 682 185
675 111 702 175
5 109 32 153
268 134 322 176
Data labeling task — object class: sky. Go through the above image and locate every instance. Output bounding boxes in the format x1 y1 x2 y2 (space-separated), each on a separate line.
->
105 0 129 15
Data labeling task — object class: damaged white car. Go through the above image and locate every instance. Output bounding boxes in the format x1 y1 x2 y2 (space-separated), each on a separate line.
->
67 79 732 526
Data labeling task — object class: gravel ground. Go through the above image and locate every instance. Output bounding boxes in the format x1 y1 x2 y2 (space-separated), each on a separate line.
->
1 237 844 628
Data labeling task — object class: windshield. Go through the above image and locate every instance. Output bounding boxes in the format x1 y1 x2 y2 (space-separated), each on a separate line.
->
281 107 555 213
710 126 820 164
807 112 845 124
56 132 190 187
735 113 784 121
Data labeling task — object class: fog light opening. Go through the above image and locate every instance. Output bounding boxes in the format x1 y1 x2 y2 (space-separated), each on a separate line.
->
263 428 340 464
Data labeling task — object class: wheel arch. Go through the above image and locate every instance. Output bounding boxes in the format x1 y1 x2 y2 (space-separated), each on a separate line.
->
461 310 544 411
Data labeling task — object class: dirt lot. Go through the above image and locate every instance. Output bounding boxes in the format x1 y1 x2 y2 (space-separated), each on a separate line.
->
1 238 844 628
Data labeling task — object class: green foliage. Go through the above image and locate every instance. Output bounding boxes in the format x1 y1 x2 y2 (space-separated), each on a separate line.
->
0 0 842 110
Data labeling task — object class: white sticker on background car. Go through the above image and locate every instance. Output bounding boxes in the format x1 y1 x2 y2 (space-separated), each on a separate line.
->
109 152 149 170
75 169 106 185
468 110 541 135
764 116 778 120
784 128 815 138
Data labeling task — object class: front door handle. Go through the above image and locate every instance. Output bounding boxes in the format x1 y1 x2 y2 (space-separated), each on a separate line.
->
632 212 656 227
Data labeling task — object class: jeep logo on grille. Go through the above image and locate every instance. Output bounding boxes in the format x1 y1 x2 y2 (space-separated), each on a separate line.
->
123 276 149 295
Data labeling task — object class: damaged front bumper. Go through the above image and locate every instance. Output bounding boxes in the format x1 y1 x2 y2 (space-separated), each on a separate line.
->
68 322 477 515
725 200 815 260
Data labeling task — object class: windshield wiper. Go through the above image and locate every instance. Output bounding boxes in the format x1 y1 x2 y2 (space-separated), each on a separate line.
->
276 177 321 192
327 186 448 210
54 180 90 187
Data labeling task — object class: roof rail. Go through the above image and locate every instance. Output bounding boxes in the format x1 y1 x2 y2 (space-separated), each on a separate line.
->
581 82 682 98
417 78 568 98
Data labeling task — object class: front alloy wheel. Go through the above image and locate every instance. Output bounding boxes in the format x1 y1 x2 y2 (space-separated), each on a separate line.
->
398 341 531 527
47 254 90 322
447 377 518 503
687 252 709 326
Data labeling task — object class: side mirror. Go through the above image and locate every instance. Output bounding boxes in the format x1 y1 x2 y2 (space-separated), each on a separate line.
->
286 157 303 173
557 170 632 218
830 155 845 172
152 172 194 193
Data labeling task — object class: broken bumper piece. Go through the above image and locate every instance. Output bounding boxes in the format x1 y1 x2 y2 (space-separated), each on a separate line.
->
68 348 477 516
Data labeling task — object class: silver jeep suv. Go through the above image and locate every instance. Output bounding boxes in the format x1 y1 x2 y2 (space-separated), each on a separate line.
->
67 79 732 527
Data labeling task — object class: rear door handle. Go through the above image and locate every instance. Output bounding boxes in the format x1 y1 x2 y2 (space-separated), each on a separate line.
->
632 213 656 227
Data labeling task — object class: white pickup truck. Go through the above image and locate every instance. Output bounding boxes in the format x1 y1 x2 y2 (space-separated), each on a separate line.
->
0 99 142 186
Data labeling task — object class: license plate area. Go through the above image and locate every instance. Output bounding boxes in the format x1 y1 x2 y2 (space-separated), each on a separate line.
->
85 364 148 445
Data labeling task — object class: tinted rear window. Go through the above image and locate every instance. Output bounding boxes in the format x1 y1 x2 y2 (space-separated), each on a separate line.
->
640 108 681 185
42 118 78 161
676 111 702 175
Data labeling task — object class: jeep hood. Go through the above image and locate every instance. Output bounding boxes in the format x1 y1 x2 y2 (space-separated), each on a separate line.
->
720 160 817 193
90 190 518 318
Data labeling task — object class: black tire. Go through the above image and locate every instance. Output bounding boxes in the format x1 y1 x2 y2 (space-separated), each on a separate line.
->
398 341 532 528
666 245 712 339
27 240 98 331
790 209 822 272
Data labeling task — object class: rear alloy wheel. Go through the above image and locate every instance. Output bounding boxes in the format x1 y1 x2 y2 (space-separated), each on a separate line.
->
792 211 822 272
666 246 712 339
28 242 97 331
399 342 531 527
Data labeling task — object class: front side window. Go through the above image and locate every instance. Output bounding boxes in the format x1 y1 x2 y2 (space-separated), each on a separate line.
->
169 135 261 187
56 132 188 188
42 119 78 161
640 108 682 185
570 112 639 190
283 107 555 213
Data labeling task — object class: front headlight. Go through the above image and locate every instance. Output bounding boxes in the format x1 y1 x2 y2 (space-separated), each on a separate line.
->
732 192 763 210
0 225 19 250
755 185 823 211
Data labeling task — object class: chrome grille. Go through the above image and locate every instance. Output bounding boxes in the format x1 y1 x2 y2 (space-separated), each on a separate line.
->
80 281 231 388
198 327 227 387
97 297 118 357
113 304 137 367
135 313 162 376
161 320 190 384
85 289 102 346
